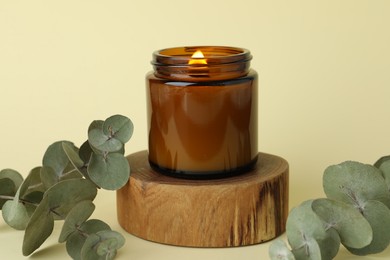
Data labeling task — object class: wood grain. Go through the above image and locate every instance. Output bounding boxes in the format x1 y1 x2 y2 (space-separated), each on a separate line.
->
117 150 289 247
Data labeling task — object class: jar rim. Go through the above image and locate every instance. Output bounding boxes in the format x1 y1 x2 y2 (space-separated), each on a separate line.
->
152 46 252 66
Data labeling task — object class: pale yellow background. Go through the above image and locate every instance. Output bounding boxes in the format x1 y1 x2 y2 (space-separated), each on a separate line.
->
1 1 390 259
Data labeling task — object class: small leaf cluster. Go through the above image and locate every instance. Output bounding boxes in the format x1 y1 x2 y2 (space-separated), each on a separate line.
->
270 155 390 260
0 114 133 259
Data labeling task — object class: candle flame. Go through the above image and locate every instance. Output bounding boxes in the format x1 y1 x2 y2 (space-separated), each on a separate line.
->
188 50 207 65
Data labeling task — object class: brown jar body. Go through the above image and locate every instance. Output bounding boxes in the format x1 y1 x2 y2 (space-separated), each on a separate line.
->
146 46 258 178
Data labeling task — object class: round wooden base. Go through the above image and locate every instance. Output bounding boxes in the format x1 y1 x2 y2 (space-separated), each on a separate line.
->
117 150 289 247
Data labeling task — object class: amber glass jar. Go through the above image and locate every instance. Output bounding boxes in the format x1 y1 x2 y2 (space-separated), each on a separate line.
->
146 46 258 179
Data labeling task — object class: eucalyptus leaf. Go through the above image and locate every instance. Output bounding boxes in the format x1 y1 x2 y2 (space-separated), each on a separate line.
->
88 120 104 133
80 234 103 260
45 179 97 218
62 142 84 169
81 230 125 260
116 145 125 155
79 219 111 234
0 168 23 190
40 166 82 190
292 236 322 260
376 159 390 191
0 169 24 208
103 114 134 144
1 170 39 229
312 198 372 249
60 167 85 182
59 200 95 243
66 230 86 260
323 161 390 209
2 200 30 230
346 200 390 255
72 141 95 180
88 127 123 153
19 167 44 199
269 239 295 260
286 200 340 260
96 238 118 258
96 238 119 259
79 140 93 165
84 120 109 155
0 178 17 209
88 119 123 153
62 142 86 177
43 141 76 176
2 187 30 230
22 191 44 205
96 230 125 252
22 197 54 256
374 155 390 169
40 166 58 190
87 153 130 190
66 219 111 260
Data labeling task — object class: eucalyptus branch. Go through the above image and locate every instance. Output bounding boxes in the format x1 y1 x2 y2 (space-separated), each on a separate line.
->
270 158 390 260
0 114 133 259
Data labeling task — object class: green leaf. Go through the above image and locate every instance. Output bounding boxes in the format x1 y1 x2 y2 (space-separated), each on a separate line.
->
96 230 125 253
269 239 295 260
0 178 17 209
62 169 84 180
88 119 123 153
41 165 82 196
87 153 130 190
88 128 123 153
43 141 76 176
292 236 322 260
323 161 390 209
374 155 390 169
95 238 118 258
19 167 45 199
0 168 23 189
80 234 103 260
346 200 390 255
45 179 97 218
88 120 104 133
103 114 133 144
2 187 30 230
286 200 340 260
22 197 54 256
59 200 95 243
22 191 44 206
81 230 125 260
2 200 30 230
62 142 86 178
40 166 58 190
79 140 93 164
66 219 111 260
62 142 84 169
87 115 132 153
0 169 24 208
1 169 40 229
376 159 390 192
312 198 372 249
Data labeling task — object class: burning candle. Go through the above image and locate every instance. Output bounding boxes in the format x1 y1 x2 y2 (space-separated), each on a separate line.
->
146 46 258 178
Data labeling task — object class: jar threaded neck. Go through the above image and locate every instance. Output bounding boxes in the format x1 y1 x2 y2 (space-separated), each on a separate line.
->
152 46 252 82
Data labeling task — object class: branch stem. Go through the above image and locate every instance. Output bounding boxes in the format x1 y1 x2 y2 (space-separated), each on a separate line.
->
0 195 39 207
0 195 15 201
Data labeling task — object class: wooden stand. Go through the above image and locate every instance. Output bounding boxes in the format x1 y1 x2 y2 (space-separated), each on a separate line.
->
117 150 289 247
